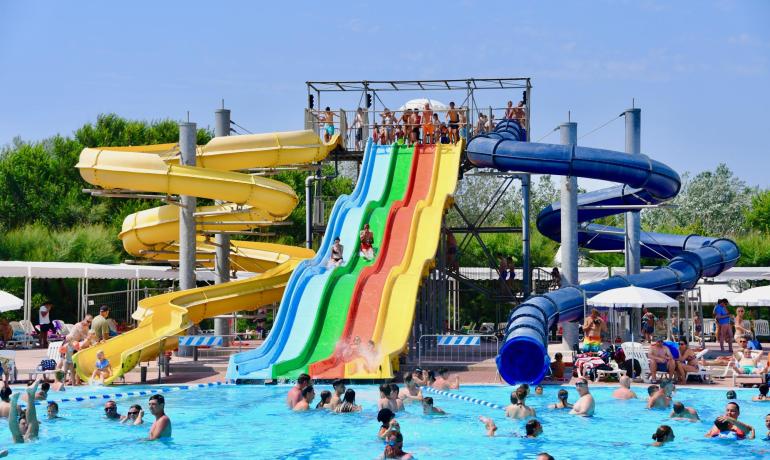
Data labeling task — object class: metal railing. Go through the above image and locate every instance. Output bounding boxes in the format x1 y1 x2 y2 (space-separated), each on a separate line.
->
417 334 500 366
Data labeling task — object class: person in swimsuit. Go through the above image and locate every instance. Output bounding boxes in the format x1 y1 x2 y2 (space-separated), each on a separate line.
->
148 394 172 440
334 388 362 413
91 350 112 382
9 381 39 444
329 379 346 410
730 338 763 375
47 401 60 419
380 108 395 143
704 402 754 439
287 373 312 409
647 381 672 409
421 397 445 415
382 429 413 459
648 339 676 380
458 109 468 139
713 298 734 352
582 308 606 352
446 101 460 143
329 237 344 267
398 373 423 403
316 390 332 409
409 109 421 145
641 307 656 343
120 404 144 425
388 383 404 412
674 340 700 383
752 383 770 402
548 389 573 409
734 307 751 342
570 378 595 417
504 100 515 119
611 375 637 399
359 224 375 261
320 106 338 144
293 385 315 411
399 109 412 145
421 103 434 144
651 425 674 446
505 385 536 419
104 400 121 420
377 408 399 438
670 402 699 421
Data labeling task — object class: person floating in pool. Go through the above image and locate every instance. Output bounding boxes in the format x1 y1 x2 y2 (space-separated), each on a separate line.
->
705 402 755 440
147 394 172 440
570 378 595 417
752 383 770 402
669 402 699 421
611 376 637 400
398 373 423 404
421 397 445 415
505 385 535 419
359 224 375 261
582 309 606 352
477 417 542 438
651 424 674 447
432 368 459 390
286 373 312 409
120 404 144 425
382 429 413 460
547 389 572 410
9 380 39 444
377 408 400 438
647 381 672 410
293 385 315 412
334 389 362 413
91 350 113 383
329 379 346 410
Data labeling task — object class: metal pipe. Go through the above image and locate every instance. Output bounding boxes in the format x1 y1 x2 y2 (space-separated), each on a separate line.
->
559 122 578 286
521 174 531 297
178 121 197 291
214 108 232 346
624 108 641 275
305 174 316 249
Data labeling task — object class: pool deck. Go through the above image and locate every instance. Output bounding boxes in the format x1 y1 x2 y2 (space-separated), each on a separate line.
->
6 341 766 389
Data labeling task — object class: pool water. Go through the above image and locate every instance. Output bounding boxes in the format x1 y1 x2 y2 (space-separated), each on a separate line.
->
8 383 770 459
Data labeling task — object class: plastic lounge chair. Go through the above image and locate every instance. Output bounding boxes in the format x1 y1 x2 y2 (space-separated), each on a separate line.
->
702 319 716 341
478 322 495 334
7 322 34 348
719 350 764 386
460 322 477 335
753 320 769 339
21 341 63 381
596 361 627 382
684 349 714 383
621 341 664 383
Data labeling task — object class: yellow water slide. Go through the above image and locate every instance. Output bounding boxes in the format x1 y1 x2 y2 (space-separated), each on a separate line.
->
73 130 339 383
345 141 463 379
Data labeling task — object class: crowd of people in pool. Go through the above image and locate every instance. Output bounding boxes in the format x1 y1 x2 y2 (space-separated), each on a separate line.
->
0 377 172 447
284 366 770 459
315 99 528 150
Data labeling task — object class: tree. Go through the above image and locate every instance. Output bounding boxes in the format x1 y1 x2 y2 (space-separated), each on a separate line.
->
642 164 755 236
745 189 770 233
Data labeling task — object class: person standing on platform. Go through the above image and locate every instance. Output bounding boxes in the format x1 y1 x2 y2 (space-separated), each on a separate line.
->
37 301 53 349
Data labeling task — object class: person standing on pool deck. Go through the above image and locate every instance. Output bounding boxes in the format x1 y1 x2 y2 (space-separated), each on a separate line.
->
570 378 595 416
287 373 312 409
612 376 637 399
91 305 112 343
37 301 53 349
713 298 734 352
147 394 171 440
705 402 755 439
293 386 315 412
329 379 346 410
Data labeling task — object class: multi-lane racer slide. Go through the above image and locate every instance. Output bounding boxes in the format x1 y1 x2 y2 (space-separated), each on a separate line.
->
73 130 339 384
466 120 739 384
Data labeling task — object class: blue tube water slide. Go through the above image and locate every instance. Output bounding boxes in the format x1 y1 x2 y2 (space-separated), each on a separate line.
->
466 120 740 385
226 139 378 381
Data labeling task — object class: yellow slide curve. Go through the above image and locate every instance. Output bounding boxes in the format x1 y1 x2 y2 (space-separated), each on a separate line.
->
73 130 339 384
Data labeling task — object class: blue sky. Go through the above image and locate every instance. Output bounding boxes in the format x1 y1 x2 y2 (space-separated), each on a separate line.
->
1 0 768 189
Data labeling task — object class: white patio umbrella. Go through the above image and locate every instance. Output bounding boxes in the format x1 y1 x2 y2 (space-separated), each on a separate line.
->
732 285 770 306
588 285 679 342
587 285 679 309
0 290 23 313
398 98 449 112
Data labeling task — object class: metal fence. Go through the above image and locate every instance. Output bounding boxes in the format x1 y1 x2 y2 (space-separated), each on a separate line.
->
417 334 500 366
85 287 172 325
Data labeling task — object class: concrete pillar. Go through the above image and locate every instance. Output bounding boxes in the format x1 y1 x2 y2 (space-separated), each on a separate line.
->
559 122 579 286
214 109 231 345
624 108 641 275
521 174 531 298
178 122 197 291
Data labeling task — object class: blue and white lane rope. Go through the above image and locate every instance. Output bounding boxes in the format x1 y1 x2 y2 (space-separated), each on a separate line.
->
423 387 505 411
36 381 231 406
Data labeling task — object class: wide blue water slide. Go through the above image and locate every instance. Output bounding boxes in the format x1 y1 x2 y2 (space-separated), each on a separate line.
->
241 143 395 379
466 120 740 384
226 139 377 381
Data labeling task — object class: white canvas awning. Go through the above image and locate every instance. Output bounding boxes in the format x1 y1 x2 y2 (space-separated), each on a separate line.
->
0 261 256 281
587 285 679 309
732 285 770 306
0 290 23 313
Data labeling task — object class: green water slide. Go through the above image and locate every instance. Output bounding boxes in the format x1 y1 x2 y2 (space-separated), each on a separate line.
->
272 144 415 378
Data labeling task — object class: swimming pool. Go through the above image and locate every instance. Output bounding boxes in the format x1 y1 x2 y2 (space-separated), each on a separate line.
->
9 383 770 459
